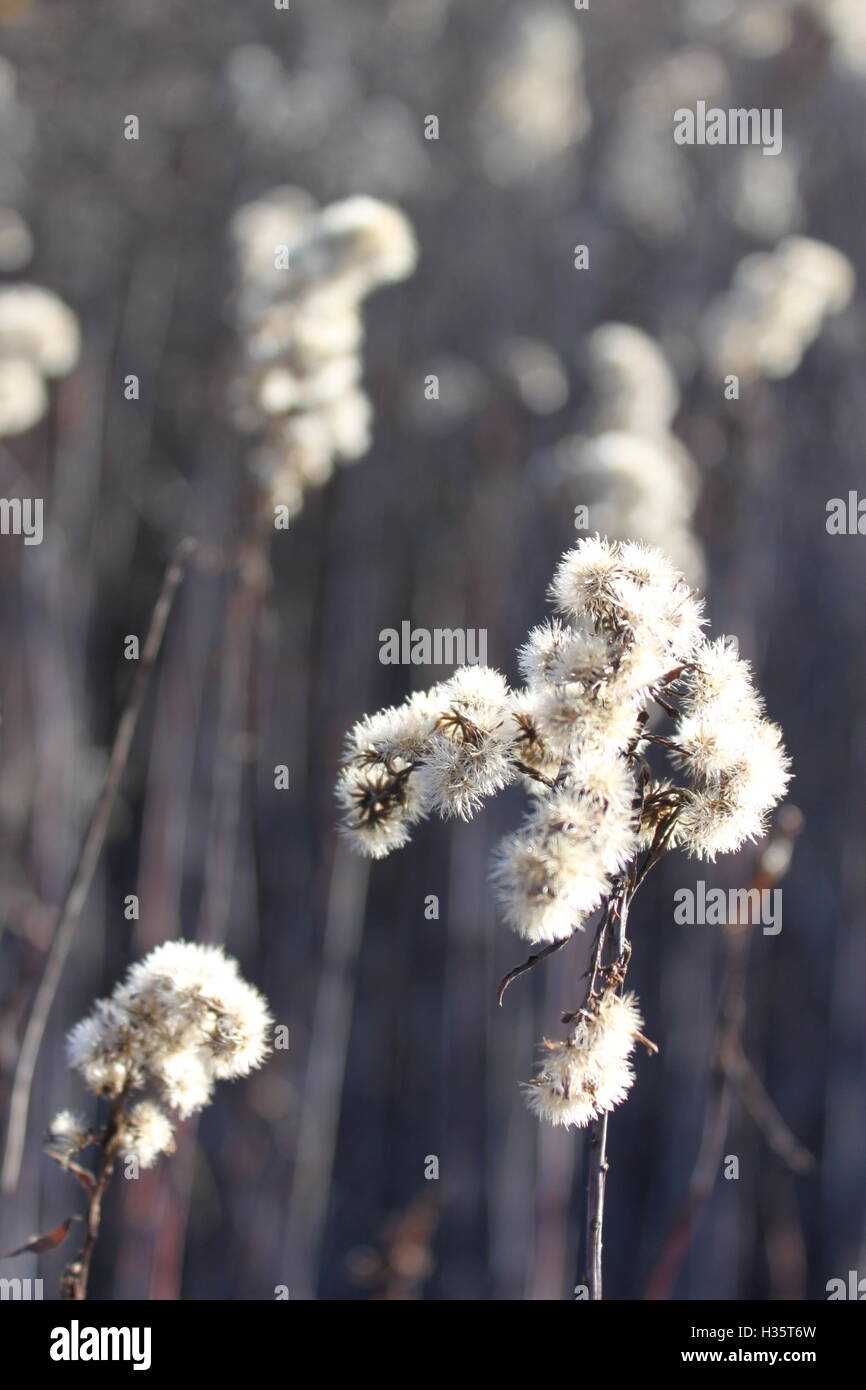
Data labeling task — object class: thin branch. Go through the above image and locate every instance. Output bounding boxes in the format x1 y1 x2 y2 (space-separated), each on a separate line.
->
728 1046 815 1175
60 1097 126 1300
45 1149 97 1196
496 934 574 1007
644 807 805 1299
584 1113 608 1300
1 538 197 1193
510 759 558 789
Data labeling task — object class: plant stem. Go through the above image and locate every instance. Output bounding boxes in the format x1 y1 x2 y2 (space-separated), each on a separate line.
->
2 539 197 1194
61 1098 126 1300
585 1113 608 1300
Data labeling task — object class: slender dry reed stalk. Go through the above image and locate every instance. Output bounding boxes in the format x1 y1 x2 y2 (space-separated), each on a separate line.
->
1 538 198 1194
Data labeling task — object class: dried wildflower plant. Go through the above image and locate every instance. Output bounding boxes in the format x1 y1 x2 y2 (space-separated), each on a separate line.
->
229 188 417 523
43 941 271 1299
337 536 790 1136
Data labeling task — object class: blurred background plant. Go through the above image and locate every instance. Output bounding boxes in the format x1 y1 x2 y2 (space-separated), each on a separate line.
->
0 0 863 1301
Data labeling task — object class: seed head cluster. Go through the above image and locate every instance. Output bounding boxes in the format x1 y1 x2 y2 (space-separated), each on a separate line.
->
56 941 272 1168
339 536 789 908
525 991 644 1128
230 188 417 520
701 235 854 382
337 537 791 1126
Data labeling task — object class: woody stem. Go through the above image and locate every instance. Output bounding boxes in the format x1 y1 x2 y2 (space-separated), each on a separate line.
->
61 1097 126 1300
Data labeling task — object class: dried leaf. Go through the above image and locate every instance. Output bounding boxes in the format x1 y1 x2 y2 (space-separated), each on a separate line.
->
3 1217 77 1257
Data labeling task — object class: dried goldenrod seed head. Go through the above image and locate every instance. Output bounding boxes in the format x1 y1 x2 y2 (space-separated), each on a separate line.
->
231 188 416 520
45 1109 90 1157
66 942 272 1117
586 323 679 436
672 641 791 860
120 1101 176 1169
337 539 789 940
292 196 418 296
701 235 855 382
525 992 644 1128
492 825 607 944
337 539 790 1139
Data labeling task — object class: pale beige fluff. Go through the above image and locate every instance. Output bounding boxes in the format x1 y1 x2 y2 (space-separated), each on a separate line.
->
673 641 791 859
0 356 46 435
492 758 638 944
474 5 590 185
525 992 644 1128
339 668 522 851
121 1101 176 1168
492 827 607 944
675 722 791 861
337 539 789 947
337 689 441 857
336 758 428 859
419 666 519 819
585 324 680 437
553 323 703 585
701 235 855 382
0 284 80 436
231 188 417 518
45 1109 90 1156
0 284 80 376
553 413 705 587
550 538 705 698
66 942 272 1116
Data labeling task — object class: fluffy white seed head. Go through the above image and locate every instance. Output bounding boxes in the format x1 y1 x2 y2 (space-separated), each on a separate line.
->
674 720 791 861
45 1109 90 1156
336 541 790 956
585 323 679 435
0 355 47 435
678 637 764 723
517 618 578 689
525 991 644 1127
337 689 441 856
701 235 855 382
0 284 80 377
66 943 272 1117
492 758 637 943
231 188 416 517
509 688 563 790
291 196 418 297
121 1101 176 1168
492 825 606 943
419 667 519 819
336 758 428 858
671 639 791 859
549 534 624 627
